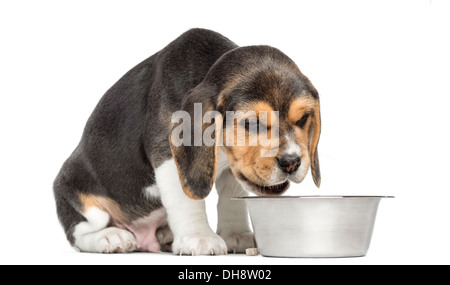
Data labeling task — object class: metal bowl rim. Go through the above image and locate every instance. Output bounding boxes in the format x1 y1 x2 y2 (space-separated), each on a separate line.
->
232 195 395 200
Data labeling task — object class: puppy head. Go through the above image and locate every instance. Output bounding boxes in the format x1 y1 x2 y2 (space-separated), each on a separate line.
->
223 94 320 196
170 46 321 199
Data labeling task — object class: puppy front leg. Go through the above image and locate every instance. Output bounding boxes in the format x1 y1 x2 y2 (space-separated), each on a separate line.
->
155 159 227 255
216 167 256 253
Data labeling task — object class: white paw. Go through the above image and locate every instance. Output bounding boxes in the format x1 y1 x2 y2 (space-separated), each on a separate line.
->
220 231 256 254
97 228 137 253
172 231 228 256
76 227 137 253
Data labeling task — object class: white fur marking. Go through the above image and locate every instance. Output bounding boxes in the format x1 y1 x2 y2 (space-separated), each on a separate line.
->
155 159 227 255
284 135 301 156
73 207 137 253
143 184 161 199
73 207 110 242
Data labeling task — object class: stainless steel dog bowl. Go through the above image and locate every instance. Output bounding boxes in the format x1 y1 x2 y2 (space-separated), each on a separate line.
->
234 196 393 258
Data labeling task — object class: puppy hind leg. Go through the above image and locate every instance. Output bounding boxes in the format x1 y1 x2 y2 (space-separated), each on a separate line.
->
73 207 137 253
54 188 137 253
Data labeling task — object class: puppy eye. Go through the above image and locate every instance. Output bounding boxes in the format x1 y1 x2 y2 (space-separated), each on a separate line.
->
296 114 309 129
243 119 259 131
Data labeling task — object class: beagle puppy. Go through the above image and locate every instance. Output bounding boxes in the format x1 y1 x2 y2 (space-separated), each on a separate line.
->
54 28 321 255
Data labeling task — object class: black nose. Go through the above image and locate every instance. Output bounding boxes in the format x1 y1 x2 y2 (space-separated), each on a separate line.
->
277 155 301 174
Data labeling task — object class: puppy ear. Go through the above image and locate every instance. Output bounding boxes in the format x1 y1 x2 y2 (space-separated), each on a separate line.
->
309 104 321 187
170 83 222 200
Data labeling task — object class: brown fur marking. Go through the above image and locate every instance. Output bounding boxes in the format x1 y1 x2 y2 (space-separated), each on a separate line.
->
78 192 129 223
288 96 316 125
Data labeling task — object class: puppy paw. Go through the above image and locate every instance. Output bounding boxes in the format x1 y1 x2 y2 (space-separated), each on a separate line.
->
76 227 137 253
220 231 256 254
172 231 227 256
98 228 138 253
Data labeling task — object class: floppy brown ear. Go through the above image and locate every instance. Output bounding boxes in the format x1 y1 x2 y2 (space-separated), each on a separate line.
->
169 83 222 200
309 103 321 187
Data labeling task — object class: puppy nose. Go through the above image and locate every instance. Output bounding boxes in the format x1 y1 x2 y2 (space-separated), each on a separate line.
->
277 155 301 174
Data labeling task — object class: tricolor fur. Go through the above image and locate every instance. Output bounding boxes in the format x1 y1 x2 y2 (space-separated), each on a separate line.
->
54 28 321 255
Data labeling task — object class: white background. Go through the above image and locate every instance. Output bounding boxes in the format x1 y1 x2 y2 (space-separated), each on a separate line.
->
1 0 449 265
